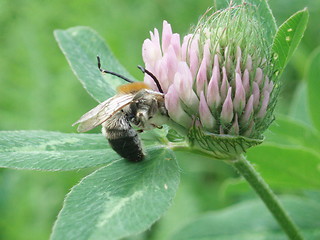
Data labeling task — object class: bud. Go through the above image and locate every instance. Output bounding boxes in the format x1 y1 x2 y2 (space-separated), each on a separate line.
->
142 4 279 159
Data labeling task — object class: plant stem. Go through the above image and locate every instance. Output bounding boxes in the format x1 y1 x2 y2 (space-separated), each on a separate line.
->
230 154 304 240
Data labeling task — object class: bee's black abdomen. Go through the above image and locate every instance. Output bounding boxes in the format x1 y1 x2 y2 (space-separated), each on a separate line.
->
108 135 144 162
103 114 144 162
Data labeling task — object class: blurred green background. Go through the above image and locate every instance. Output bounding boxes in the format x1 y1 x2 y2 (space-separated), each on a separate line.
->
0 0 319 239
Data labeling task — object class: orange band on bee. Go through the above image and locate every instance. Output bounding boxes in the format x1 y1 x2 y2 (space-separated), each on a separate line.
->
117 82 151 94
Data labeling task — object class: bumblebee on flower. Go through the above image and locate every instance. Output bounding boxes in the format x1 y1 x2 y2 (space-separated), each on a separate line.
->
73 3 280 160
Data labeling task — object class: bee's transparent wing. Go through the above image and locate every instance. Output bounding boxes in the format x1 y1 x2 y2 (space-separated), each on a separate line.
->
72 94 134 132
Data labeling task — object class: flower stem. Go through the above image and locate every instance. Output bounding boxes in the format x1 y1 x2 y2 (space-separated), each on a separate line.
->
230 154 304 240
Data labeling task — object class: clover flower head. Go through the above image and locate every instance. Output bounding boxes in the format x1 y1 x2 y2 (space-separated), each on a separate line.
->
142 4 279 158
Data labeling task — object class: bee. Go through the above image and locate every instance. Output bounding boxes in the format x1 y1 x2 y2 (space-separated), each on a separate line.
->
72 56 168 162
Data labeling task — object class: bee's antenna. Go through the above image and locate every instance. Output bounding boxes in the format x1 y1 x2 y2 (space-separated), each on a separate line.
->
97 56 134 83
137 65 163 93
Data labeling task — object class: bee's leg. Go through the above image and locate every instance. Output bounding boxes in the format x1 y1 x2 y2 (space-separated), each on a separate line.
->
147 98 159 118
137 129 144 133
158 101 168 116
136 112 146 128
151 124 163 129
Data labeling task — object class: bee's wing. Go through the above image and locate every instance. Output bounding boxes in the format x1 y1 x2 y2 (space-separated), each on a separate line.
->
72 94 135 132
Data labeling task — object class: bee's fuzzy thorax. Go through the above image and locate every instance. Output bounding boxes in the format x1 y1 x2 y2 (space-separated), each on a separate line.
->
117 82 151 94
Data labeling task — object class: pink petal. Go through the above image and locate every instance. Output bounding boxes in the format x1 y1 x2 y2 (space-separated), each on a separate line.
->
162 20 173 53
213 54 220 72
199 91 215 130
189 35 200 79
150 28 159 44
174 67 199 112
255 68 263 86
181 34 192 61
242 69 250 95
203 39 211 67
207 65 221 109
252 82 260 110
155 58 169 93
220 67 229 101
143 74 157 91
235 46 242 74
164 46 179 85
220 87 234 124
177 61 193 85
142 39 162 65
233 73 246 113
257 90 270 118
241 94 254 123
196 58 207 96
170 33 181 58
224 46 231 74
165 85 192 128
246 55 252 72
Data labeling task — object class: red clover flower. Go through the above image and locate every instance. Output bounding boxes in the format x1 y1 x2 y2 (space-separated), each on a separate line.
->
142 4 278 158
